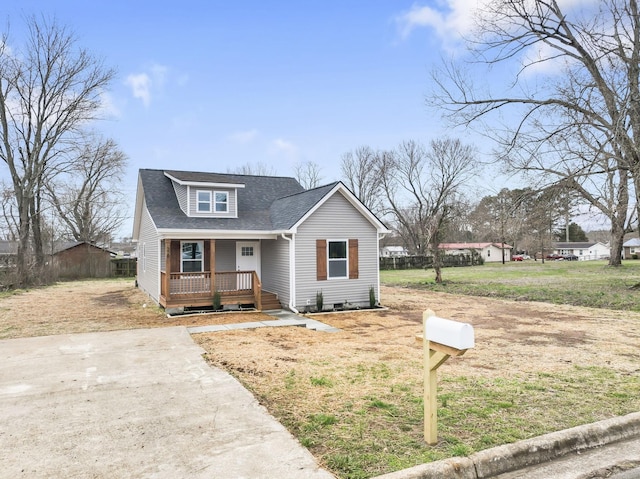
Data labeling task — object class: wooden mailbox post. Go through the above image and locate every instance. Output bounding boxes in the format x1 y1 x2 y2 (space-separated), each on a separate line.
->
420 309 475 445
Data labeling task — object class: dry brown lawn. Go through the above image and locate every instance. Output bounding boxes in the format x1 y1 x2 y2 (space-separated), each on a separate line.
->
0 278 273 339
2 277 638 388
2 278 639 477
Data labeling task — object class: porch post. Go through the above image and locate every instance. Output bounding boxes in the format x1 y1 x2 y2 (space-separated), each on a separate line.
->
165 239 171 302
210 239 216 292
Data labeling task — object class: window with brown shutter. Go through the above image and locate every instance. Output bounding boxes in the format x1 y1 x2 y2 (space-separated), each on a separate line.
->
317 239 359 280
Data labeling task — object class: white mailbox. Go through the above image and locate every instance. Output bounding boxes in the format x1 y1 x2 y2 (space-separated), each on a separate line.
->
425 316 474 351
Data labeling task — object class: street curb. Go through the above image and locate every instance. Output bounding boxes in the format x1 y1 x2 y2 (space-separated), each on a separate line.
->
370 411 640 479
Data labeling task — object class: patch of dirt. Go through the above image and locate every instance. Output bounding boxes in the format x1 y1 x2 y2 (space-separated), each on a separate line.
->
0 279 274 339
2 280 639 380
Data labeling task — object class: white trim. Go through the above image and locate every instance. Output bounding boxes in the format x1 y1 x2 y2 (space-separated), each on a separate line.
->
327 239 349 280
156 229 289 240
196 190 212 213
180 240 205 272
156 238 162 301
164 172 246 189
376 233 382 305
280 233 297 312
214 190 229 213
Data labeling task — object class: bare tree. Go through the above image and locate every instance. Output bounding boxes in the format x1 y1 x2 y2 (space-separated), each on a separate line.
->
0 181 17 240
229 161 276 176
340 146 383 215
293 160 322 189
379 138 475 283
46 135 127 244
0 17 115 284
430 0 640 266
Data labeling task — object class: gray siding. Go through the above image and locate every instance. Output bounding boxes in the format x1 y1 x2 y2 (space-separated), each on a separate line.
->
188 186 237 217
137 199 160 303
294 192 379 310
172 182 188 214
261 237 291 306
215 240 236 271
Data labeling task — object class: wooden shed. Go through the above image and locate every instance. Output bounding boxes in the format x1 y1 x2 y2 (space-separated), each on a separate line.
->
52 242 115 279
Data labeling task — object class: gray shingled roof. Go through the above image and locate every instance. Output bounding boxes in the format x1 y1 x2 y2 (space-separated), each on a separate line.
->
164 170 244 185
140 169 340 231
553 242 598 249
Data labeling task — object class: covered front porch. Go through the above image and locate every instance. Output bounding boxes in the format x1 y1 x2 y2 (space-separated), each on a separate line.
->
158 239 280 310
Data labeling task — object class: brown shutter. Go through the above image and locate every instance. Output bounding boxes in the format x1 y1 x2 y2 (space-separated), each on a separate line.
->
316 239 327 281
349 239 359 279
170 240 181 273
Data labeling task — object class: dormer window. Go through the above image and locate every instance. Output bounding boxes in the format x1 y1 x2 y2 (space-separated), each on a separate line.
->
197 190 212 212
214 191 228 213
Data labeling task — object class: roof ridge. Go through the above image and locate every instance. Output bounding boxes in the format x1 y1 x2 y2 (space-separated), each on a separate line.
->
274 181 340 201
161 168 298 180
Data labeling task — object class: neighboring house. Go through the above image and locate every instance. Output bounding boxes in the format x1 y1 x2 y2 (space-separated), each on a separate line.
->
132 169 390 311
0 240 18 268
622 238 640 259
552 242 610 261
380 246 409 257
439 242 513 263
51 242 116 279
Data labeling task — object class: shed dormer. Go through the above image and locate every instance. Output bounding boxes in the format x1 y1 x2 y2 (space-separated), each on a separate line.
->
164 170 245 218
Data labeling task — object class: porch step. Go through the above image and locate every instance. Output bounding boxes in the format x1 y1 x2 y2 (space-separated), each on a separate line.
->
261 292 281 310
220 292 255 305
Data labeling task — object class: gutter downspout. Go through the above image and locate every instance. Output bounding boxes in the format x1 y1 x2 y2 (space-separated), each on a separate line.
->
377 232 388 306
280 233 299 313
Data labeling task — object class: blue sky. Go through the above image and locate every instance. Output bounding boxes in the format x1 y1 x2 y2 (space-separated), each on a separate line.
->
0 1 608 236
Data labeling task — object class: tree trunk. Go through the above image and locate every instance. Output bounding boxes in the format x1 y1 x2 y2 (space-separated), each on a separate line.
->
30 195 45 268
15 197 31 286
608 168 629 267
433 247 443 284
609 220 625 266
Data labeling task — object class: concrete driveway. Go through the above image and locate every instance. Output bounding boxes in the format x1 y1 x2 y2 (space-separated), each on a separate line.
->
0 327 334 478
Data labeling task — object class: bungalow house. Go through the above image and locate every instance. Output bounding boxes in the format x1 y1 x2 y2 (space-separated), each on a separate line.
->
132 169 390 311
622 238 640 259
439 242 513 263
552 242 610 261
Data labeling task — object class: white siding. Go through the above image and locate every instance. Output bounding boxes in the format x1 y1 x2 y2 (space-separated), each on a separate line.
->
188 186 237 217
262 237 291 306
137 199 160 303
294 192 379 310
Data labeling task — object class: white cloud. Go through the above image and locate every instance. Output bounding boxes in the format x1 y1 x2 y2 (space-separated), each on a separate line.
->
396 1 480 51
230 129 259 144
125 73 152 107
124 63 169 107
269 138 299 160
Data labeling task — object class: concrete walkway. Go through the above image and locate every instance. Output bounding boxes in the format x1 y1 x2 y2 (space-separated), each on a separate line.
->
0 327 335 478
187 309 341 334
